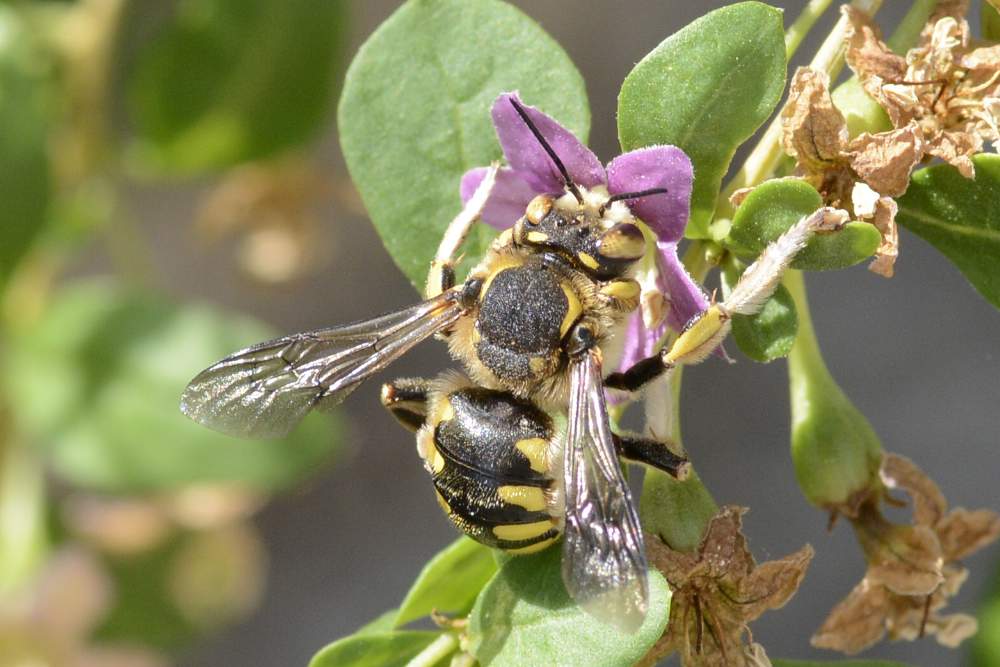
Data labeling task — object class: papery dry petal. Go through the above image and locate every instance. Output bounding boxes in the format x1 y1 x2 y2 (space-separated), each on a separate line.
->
930 612 978 647
729 186 755 208
982 97 1000 149
864 524 943 596
846 123 923 196
737 544 814 621
699 506 754 582
935 507 1000 561
844 7 908 107
743 642 772 667
867 196 899 277
961 45 1000 71
781 67 849 170
812 578 891 654
924 129 982 178
645 532 699 586
879 453 947 526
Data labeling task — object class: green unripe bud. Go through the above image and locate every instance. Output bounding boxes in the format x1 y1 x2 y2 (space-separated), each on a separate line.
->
785 271 883 512
831 77 891 139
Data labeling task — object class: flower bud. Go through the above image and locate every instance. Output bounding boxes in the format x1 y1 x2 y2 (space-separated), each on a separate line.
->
786 272 883 512
831 77 892 138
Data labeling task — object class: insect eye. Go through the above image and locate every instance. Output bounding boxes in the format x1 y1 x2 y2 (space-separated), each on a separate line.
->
525 195 553 225
597 223 645 261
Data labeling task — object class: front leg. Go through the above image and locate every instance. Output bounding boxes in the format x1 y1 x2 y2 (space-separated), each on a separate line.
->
605 304 731 393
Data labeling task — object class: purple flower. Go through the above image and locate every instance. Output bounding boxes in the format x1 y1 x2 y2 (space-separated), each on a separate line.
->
461 92 710 372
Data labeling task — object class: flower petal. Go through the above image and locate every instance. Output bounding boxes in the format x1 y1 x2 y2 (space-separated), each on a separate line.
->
606 146 693 243
460 167 537 230
656 242 710 331
616 309 666 374
491 92 604 193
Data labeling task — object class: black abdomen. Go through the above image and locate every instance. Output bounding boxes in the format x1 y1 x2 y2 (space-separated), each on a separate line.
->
422 386 560 553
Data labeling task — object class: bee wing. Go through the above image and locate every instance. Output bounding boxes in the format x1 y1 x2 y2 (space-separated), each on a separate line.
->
180 293 464 439
562 349 649 633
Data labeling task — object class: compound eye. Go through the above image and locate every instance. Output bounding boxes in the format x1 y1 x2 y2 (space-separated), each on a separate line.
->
597 223 645 261
525 195 553 225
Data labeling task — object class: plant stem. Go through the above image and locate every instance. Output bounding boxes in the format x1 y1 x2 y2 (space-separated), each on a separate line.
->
717 0 885 217
886 0 937 53
405 633 458 667
784 0 836 59
0 414 47 593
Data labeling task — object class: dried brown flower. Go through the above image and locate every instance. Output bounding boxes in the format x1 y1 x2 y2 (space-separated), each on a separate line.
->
844 5 1000 179
641 506 813 667
779 66 912 275
812 453 1000 654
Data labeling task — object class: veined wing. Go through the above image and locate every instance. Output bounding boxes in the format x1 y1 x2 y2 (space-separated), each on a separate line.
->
180 293 463 439
562 349 649 633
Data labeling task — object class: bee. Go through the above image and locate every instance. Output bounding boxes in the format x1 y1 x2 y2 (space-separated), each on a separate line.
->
181 97 692 632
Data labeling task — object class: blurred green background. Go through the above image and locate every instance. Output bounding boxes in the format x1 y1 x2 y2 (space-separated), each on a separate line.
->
0 1 997 666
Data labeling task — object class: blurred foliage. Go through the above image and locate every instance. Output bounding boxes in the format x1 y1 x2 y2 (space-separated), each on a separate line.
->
4 280 340 493
127 0 346 174
0 5 56 290
0 0 347 662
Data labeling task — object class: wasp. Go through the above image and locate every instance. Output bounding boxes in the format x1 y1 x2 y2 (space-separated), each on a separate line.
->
181 96 829 632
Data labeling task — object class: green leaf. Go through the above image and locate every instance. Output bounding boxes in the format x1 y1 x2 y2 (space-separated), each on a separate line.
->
726 178 881 270
127 0 346 173
0 5 55 288
773 660 914 667
309 631 443 667
357 609 400 635
896 154 1000 310
467 545 671 666
4 280 340 492
983 1 1000 42
338 0 589 289
395 536 498 627
721 260 798 362
618 2 786 239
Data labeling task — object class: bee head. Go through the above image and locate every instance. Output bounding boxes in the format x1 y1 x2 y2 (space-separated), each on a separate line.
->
514 193 647 278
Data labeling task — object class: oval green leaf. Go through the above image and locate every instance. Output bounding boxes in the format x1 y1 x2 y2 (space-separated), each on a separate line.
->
467 544 670 667
127 0 345 173
395 536 497 627
721 260 798 362
3 280 340 492
0 5 54 289
726 178 881 270
310 630 443 667
896 154 1000 310
338 0 589 289
617 2 786 239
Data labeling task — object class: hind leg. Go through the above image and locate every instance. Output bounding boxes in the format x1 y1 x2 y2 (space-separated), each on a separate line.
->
614 433 690 480
380 377 433 432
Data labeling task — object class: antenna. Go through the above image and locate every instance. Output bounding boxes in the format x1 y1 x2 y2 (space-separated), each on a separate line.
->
599 187 669 215
508 97 584 204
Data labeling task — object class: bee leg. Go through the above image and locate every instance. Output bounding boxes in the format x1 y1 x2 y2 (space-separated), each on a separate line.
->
614 433 690 480
605 304 733 393
380 377 432 432
603 354 669 393
425 261 457 299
